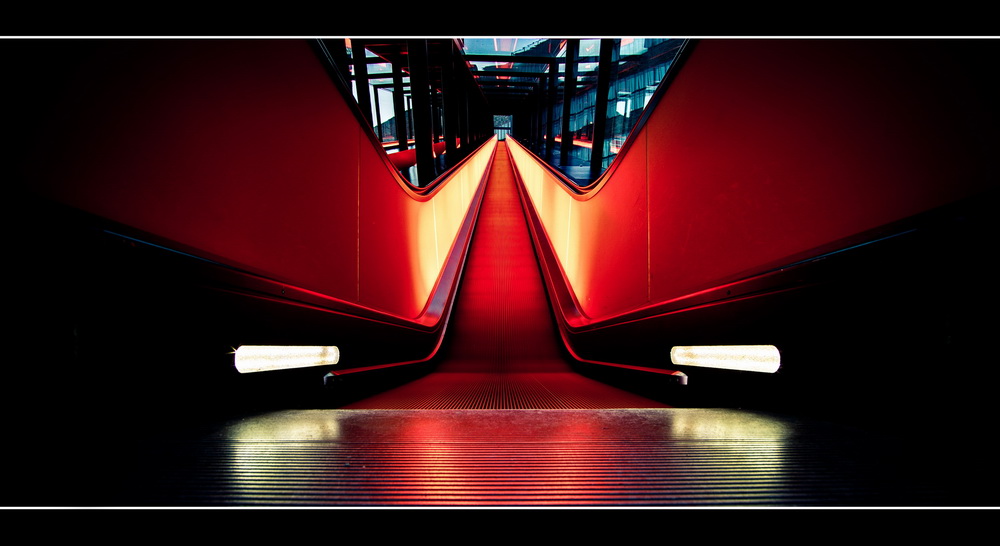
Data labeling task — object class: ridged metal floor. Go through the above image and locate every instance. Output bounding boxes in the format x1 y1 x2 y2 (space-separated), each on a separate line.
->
107 407 960 507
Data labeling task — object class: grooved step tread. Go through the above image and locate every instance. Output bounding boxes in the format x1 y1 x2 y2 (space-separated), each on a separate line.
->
104 408 963 507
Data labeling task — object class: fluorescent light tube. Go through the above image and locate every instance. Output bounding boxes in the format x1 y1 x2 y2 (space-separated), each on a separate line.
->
670 345 781 373
235 345 340 374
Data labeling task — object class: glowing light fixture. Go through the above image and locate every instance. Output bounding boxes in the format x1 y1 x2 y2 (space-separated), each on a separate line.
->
493 38 517 52
235 345 340 374
670 345 781 374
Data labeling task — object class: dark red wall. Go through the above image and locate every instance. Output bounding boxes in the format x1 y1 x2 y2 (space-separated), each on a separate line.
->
508 39 1000 420
644 39 998 305
16 39 366 305
528 39 1000 322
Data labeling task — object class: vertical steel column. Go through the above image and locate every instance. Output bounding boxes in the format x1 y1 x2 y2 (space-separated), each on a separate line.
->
459 73 470 158
351 40 374 129
373 85 384 143
560 39 578 166
326 39 351 80
533 81 544 147
432 93 442 144
408 40 436 185
442 42 459 167
407 95 414 141
590 39 616 182
392 57 408 151
546 60 557 161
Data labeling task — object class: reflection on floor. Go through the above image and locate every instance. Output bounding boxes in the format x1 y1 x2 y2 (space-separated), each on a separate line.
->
110 407 960 507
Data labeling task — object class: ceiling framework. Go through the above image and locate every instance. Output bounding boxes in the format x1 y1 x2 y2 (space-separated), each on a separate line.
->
355 39 600 115
322 38 685 186
323 38 496 185
463 52 601 115
358 39 459 96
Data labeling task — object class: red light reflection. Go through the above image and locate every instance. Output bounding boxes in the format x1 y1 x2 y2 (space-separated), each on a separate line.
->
215 408 805 506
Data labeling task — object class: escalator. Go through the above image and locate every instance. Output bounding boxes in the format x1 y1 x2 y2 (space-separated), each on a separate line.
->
81 143 973 507
7 38 999 508
341 142 668 411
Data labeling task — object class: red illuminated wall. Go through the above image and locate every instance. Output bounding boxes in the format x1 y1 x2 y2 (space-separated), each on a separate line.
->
15 39 492 325
512 39 999 326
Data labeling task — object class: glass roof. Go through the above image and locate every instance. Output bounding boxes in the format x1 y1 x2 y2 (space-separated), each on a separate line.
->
461 38 550 56
461 38 558 72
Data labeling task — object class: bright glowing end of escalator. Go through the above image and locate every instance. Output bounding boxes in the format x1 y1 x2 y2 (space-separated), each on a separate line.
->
670 345 781 373
234 345 340 374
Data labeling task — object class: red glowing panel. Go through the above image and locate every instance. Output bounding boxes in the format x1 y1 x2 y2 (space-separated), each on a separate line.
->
515 39 999 325
24 39 495 326
508 138 647 321
360 138 495 319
